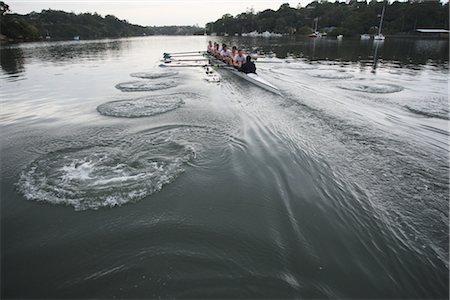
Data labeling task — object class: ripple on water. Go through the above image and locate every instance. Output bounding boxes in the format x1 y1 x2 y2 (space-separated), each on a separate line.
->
404 96 449 120
130 70 178 79
281 64 316 71
312 72 354 79
97 93 192 118
18 144 193 211
115 79 178 92
337 82 404 94
17 125 244 210
405 106 449 120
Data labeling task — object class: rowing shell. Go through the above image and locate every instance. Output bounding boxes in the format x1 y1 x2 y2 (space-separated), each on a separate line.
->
203 53 281 95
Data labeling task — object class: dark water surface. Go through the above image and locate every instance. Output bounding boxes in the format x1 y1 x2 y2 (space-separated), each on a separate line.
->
1 36 448 298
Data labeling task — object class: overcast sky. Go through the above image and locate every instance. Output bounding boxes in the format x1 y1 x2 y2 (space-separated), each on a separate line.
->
7 0 328 26
6 0 448 26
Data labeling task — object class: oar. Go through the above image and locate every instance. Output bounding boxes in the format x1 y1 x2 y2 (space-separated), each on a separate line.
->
163 62 239 71
163 51 203 56
162 58 209 62
207 63 238 70
164 54 205 58
166 61 236 70
159 60 239 70
159 63 209 68
254 60 284 64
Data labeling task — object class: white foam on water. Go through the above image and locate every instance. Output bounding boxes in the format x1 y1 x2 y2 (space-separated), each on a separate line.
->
61 159 96 182
97 94 189 118
17 142 193 210
17 125 242 211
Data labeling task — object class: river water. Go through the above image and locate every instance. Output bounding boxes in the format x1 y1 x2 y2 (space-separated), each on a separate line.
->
1 36 448 298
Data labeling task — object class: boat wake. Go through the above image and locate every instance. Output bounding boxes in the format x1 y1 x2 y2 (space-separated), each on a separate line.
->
247 63 449 270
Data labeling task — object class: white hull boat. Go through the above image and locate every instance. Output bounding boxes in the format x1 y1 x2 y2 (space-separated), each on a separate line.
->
203 53 281 95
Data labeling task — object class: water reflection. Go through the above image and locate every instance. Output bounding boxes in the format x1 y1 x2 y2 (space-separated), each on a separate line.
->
0 47 25 75
1 36 448 77
310 38 317 60
0 39 129 75
414 39 449 65
372 40 384 73
216 36 448 67
29 40 126 62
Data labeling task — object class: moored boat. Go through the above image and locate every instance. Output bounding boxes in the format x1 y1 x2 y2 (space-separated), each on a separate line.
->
374 1 387 41
308 31 322 38
309 18 322 38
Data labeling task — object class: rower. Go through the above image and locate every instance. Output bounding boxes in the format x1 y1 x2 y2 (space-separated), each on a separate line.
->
238 55 256 74
222 45 236 65
224 46 237 65
213 43 222 59
220 44 232 63
207 41 214 53
233 49 246 69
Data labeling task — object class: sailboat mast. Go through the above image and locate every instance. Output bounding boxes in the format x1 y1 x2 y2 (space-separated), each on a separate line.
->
378 1 386 35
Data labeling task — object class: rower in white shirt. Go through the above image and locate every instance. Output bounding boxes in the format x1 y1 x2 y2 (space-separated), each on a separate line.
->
220 44 232 63
233 49 246 68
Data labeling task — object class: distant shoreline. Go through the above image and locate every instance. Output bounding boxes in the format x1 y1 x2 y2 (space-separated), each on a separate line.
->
1 33 449 45
0 9 204 43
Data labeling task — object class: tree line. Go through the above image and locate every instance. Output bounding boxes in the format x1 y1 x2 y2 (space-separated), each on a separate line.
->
206 1 449 36
150 26 204 35
0 2 203 41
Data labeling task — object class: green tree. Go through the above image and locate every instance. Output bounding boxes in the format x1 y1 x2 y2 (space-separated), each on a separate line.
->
0 1 10 15
206 0 448 36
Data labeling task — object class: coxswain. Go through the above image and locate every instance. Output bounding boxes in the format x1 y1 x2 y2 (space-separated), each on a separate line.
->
238 55 256 74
